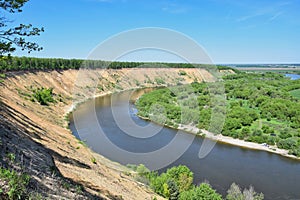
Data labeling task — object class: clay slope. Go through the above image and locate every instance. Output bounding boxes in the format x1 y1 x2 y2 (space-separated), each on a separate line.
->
0 68 214 199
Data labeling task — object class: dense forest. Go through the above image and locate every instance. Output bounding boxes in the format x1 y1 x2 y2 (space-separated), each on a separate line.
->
0 56 237 72
136 72 300 157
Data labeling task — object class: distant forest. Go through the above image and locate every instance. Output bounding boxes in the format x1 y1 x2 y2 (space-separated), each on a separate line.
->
0 56 237 72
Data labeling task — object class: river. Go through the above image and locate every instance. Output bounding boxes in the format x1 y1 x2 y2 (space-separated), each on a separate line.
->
70 89 300 200
285 73 300 80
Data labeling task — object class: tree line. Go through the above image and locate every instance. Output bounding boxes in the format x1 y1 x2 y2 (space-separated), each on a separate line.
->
0 56 237 72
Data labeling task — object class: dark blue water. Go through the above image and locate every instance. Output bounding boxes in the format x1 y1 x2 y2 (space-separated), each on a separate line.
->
70 89 300 200
285 74 300 80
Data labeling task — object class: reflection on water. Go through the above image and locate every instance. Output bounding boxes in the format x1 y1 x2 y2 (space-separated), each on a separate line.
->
70 89 300 200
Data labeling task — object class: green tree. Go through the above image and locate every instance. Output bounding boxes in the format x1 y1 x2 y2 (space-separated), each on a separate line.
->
167 179 179 200
277 138 297 150
150 173 168 196
149 165 193 197
165 165 193 192
178 173 193 193
179 183 222 200
226 183 264 200
0 0 44 56
226 183 244 200
136 164 150 177
241 127 250 136
163 182 170 198
243 186 264 200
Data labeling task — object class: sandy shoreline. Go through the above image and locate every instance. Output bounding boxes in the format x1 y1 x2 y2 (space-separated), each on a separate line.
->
138 115 300 160
180 124 300 159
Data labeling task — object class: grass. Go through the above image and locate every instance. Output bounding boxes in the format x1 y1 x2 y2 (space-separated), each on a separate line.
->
250 118 283 132
290 89 300 99
0 73 6 79
6 153 16 163
91 157 97 164
0 73 6 83
0 167 30 200
78 140 87 147
155 77 165 85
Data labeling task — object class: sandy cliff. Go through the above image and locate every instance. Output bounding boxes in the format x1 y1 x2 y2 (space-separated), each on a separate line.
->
0 68 214 199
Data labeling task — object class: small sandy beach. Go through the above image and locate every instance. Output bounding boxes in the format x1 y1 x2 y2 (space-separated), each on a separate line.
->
177 124 300 160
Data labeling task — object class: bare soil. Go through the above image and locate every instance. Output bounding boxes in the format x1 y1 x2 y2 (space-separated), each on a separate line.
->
0 68 213 199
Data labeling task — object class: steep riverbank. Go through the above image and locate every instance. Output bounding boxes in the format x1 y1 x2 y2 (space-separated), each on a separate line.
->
0 68 214 199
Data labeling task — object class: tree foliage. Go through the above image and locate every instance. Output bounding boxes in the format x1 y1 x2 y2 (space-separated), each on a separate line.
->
0 56 236 72
0 0 44 56
167 179 180 200
147 165 194 198
32 87 55 105
136 72 300 157
131 164 264 199
226 183 264 200
179 183 223 200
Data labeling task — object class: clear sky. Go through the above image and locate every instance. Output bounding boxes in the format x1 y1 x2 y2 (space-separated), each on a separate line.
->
11 0 300 64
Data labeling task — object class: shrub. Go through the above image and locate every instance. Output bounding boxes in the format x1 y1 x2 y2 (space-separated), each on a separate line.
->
179 183 222 200
0 73 6 78
277 138 297 150
289 147 300 157
136 164 150 177
178 70 187 76
226 183 264 200
91 157 97 164
0 167 30 200
32 87 55 105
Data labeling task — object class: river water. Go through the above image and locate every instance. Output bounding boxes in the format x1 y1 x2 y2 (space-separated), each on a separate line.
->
285 73 300 80
70 89 300 200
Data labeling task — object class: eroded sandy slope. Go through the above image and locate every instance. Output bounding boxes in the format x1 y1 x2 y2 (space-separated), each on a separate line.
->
0 68 214 199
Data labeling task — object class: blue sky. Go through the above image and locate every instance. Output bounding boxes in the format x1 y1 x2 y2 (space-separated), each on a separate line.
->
10 0 300 63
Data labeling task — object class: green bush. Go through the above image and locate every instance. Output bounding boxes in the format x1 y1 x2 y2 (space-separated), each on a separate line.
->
289 147 300 157
147 165 194 197
178 70 187 76
32 87 55 105
277 138 297 150
179 183 222 200
226 183 264 200
0 73 6 78
90 157 97 164
136 164 150 177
